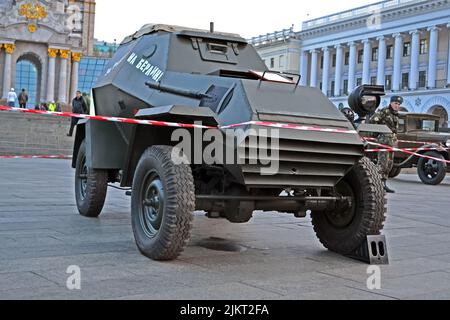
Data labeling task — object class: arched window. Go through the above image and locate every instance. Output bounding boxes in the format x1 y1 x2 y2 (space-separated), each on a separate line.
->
15 60 38 108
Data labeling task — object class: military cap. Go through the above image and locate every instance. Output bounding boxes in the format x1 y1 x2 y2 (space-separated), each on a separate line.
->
390 96 403 104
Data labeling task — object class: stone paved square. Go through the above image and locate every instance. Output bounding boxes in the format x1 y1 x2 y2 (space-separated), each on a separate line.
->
0 159 450 300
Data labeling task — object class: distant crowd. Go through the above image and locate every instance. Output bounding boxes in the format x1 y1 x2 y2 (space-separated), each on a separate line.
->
6 87 91 114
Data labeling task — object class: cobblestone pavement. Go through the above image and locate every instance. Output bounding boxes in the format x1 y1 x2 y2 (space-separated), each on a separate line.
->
1 159 450 300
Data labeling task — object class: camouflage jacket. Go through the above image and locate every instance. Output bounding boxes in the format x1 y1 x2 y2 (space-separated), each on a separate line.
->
370 107 399 135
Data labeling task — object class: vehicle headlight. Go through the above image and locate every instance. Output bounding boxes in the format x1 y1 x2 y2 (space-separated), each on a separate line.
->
348 85 384 118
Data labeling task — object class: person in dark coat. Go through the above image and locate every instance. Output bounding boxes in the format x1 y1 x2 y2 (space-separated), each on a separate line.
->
67 91 88 137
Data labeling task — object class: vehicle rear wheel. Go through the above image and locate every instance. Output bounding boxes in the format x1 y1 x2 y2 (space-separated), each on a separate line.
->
131 145 195 261
417 151 447 185
311 157 386 255
388 166 402 178
75 140 108 218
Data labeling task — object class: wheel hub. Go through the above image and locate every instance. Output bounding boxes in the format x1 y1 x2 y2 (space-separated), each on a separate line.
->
326 182 356 229
140 174 164 238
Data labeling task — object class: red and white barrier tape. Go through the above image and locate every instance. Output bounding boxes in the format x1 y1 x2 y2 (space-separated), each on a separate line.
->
0 106 357 134
364 136 449 146
0 155 72 160
366 141 450 164
365 146 449 153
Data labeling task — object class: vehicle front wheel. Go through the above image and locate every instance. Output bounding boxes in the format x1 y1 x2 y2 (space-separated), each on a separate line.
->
311 157 386 254
131 145 195 261
417 151 447 185
75 140 108 218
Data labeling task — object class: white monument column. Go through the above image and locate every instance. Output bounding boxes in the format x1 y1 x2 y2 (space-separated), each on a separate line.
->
310 50 319 87
427 26 439 89
322 47 330 96
409 30 420 90
347 42 357 93
299 50 309 86
376 36 386 86
70 52 81 103
334 44 344 96
46 48 58 102
2 44 15 99
362 39 372 84
392 33 403 91
58 50 70 103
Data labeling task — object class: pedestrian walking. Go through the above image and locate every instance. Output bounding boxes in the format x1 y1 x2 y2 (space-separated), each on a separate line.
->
67 90 88 137
18 88 28 108
7 88 17 107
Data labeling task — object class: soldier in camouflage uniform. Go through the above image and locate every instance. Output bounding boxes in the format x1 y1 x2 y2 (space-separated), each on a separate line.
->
369 96 402 193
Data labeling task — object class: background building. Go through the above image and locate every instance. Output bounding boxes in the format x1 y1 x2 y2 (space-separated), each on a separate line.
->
252 0 450 128
0 0 101 108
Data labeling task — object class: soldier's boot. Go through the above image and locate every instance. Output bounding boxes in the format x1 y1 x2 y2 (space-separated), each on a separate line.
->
383 180 395 194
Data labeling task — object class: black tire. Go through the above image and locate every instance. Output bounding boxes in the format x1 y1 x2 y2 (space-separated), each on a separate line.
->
131 145 195 261
388 166 402 178
311 157 386 255
75 140 108 218
417 151 447 185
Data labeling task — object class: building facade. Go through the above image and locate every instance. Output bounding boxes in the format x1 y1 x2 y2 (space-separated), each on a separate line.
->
249 27 301 75
0 0 96 108
252 0 450 128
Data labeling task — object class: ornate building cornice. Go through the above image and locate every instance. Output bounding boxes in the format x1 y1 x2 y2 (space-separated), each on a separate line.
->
298 0 450 40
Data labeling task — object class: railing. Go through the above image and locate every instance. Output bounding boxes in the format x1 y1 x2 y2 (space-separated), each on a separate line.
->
302 0 419 30
249 27 295 46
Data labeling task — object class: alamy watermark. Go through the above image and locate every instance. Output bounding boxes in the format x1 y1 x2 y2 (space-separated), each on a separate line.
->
170 125 280 175
66 265 81 290
366 266 381 290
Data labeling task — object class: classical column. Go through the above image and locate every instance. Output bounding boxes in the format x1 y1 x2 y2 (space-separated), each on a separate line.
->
334 44 344 96
392 33 403 91
322 47 330 96
299 50 309 86
46 48 58 102
362 39 372 84
58 49 70 103
409 30 420 90
310 49 319 87
447 24 450 86
376 36 386 86
428 26 439 89
2 44 15 99
347 42 357 93
70 52 82 102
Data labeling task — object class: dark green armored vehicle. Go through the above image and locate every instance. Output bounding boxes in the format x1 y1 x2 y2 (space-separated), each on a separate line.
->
72 24 386 261
388 112 450 185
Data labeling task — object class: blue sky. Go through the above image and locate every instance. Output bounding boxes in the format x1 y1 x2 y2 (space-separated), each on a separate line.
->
95 0 380 42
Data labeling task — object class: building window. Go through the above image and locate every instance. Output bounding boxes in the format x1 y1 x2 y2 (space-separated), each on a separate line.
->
372 47 378 62
15 60 38 107
419 71 427 88
356 78 362 87
371 76 377 85
330 81 335 96
344 52 350 66
402 73 409 89
270 58 275 69
357 49 364 64
386 45 393 59
420 39 428 55
332 54 336 68
279 55 285 68
343 79 349 94
403 42 411 57
78 58 109 94
385 75 392 91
